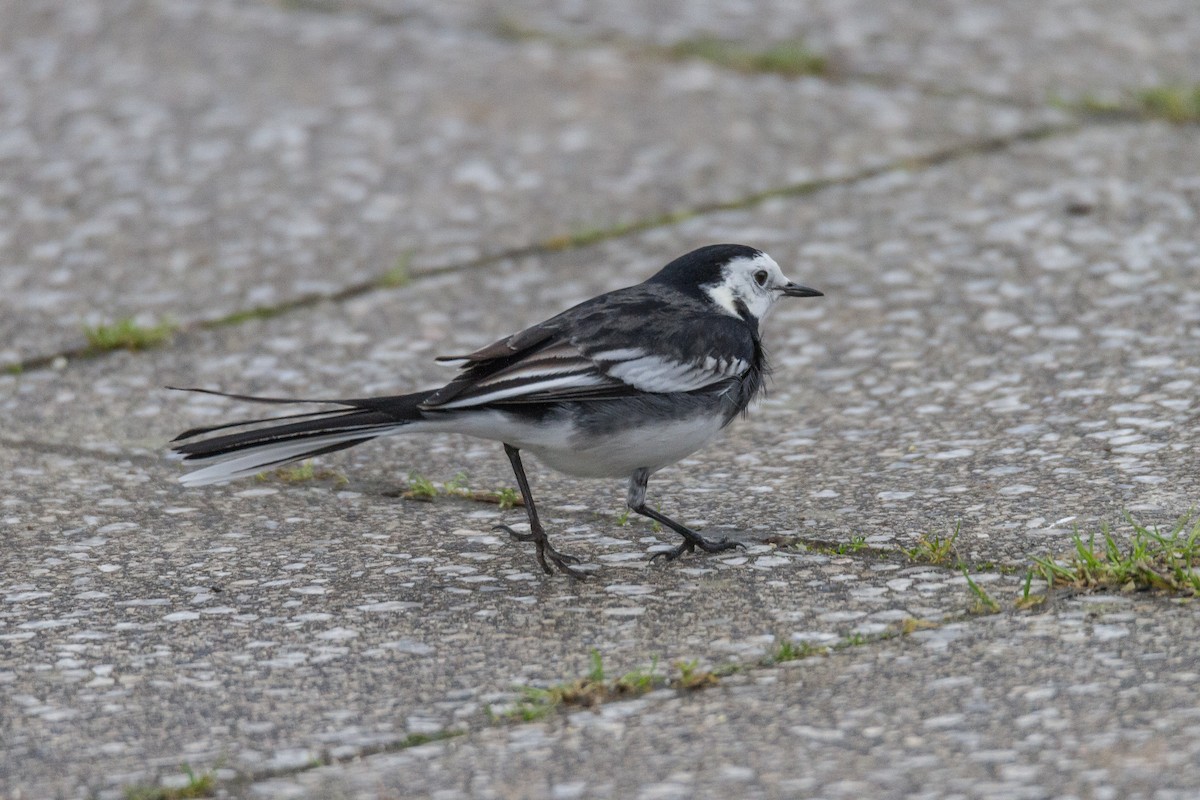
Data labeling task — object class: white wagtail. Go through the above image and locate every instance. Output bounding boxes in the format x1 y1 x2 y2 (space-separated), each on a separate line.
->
170 244 822 577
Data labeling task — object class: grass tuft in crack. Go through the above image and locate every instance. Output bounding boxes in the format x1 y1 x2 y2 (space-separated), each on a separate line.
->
673 659 719 690
1016 568 1047 610
501 617 956 724
503 650 641 720
84 317 176 353
379 253 413 288
500 650 727 720
256 460 348 485
403 470 523 507
492 486 521 510
1030 512 1200 596
1136 85 1200 123
903 521 962 565
123 763 215 800
804 535 870 556
669 36 827 77
614 657 662 694
1060 85 1200 124
405 471 440 500
962 568 1001 614
770 639 827 663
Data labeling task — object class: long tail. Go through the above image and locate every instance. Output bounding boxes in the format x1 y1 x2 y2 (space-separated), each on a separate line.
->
168 387 435 486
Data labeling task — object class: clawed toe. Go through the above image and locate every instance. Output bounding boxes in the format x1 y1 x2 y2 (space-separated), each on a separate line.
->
538 545 587 579
650 541 694 562
696 537 745 554
546 551 587 579
494 525 585 578
650 536 744 563
494 524 537 543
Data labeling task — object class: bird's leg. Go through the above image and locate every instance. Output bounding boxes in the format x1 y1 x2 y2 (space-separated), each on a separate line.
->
495 443 586 578
627 468 745 562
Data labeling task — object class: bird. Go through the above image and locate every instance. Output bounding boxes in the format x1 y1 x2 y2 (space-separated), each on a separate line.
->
169 244 823 578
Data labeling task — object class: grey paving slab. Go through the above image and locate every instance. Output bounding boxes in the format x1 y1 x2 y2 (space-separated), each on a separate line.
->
382 0 1200 103
3 3 1197 799
3 120 1198 798
4 121 1197 568
0 0 1058 369
0 445 1013 799
249 596 1200 800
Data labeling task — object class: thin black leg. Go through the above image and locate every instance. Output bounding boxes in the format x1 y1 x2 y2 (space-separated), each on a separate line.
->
494 443 585 578
626 468 745 562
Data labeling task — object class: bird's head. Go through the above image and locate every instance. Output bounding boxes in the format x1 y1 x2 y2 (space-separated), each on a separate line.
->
650 243 822 323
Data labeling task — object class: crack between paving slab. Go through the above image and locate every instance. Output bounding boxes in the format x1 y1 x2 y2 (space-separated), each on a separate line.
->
771 533 1025 575
315 9 1143 120
210 604 1011 793
216 730 467 795
206 5 1200 126
276 5 1196 136
491 22 1067 116
5 119 1076 377
110 558 1186 796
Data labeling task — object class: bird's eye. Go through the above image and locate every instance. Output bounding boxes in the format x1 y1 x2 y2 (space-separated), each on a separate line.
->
754 270 769 286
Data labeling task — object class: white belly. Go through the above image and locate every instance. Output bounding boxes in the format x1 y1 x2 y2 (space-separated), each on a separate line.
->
531 412 727 478
411 408 728 479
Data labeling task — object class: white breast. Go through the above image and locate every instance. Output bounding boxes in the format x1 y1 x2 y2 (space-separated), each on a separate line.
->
409 408 728 479
532 412 728 478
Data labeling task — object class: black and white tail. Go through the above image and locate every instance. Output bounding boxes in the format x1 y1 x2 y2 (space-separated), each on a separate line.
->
168 387 434 486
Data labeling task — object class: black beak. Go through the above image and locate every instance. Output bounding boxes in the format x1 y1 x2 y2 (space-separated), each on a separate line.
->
779 282 823 298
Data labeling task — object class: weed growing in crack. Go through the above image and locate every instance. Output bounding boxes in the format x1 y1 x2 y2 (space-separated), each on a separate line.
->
257 460 348 486
123 763 215 800
1030 513 1200 596
84 317 176 353
669 37 828 77
673 659 719 690
962 569 1001 614
499 651 725 720
404 471 439 501
771 639 827 663
402 471 520 507
904 521 962 565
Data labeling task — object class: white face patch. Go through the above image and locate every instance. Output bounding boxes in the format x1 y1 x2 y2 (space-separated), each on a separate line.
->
704 253 792 321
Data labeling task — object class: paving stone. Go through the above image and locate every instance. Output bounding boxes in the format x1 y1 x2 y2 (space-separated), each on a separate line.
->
4 122 1197 568
0 447 1012 799
0 0 1057 367
379 0 1200 102
247 597 1200 799
3 2 1199 798
4 120 1198 797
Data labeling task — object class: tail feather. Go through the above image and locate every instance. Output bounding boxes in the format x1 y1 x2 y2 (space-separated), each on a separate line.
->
171 407 365 443
169 387 434 486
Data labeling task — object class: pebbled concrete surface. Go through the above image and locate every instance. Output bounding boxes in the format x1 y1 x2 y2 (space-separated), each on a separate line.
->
0 446 1022 797
0 0 1059 368
2 1 1199 799
252 598 1200 800
372 0 1200 102
5 123 1197 563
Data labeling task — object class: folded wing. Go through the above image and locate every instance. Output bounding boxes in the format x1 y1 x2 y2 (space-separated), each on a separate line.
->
423 289 756 410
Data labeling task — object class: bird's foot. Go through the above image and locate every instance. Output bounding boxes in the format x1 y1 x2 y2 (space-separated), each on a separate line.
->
650 535 745 563
494 524 586 579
